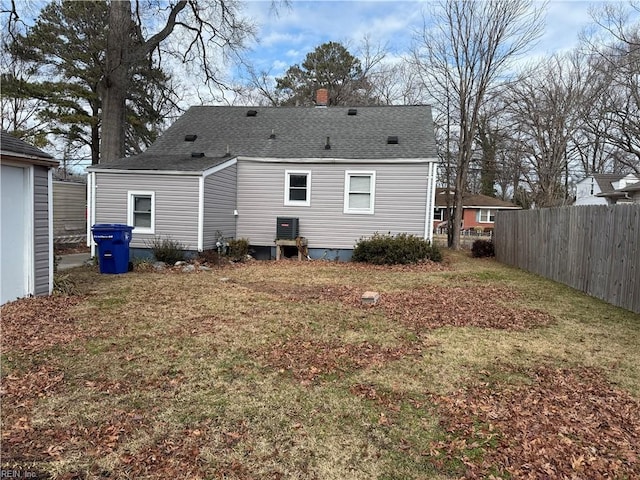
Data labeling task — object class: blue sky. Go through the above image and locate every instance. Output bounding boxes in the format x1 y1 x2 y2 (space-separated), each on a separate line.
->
239 0 599 80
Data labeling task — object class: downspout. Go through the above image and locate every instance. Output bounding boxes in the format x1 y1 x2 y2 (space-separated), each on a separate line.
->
424 161 437 243
197 176 204 252
88 172 97 258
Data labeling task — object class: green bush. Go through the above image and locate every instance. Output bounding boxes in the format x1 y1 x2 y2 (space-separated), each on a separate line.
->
352 232 442 265
471 239 495 258
147 236 185 264
227 238 250 262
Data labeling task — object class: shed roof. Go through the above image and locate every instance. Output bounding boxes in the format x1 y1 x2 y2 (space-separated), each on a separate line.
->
90 105 437 172
1 130 55 162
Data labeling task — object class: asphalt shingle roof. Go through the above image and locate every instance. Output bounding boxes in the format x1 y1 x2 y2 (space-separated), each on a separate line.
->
592 174 625 193
90 154 231 172
91 105 437 172
1 130 54 159
434 189 519 208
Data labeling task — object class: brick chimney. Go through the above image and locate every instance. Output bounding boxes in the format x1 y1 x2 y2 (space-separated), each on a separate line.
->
315 88 329 107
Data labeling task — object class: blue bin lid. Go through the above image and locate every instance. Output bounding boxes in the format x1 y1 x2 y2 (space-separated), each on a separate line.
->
91 224 133 231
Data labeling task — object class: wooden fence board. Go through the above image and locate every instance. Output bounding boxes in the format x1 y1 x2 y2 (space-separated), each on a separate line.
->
495 205 640 314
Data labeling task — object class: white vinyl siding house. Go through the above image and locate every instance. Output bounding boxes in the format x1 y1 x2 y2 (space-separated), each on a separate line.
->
237 160 435 250
88 157 237 257
87 105 438 259
91 173 200 251
202 161 237 248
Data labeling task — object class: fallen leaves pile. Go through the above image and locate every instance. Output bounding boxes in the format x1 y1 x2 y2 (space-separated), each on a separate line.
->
429 365 640 478
259 339 424 384
381 286 555 331
1 295 83 353
265 283 554 331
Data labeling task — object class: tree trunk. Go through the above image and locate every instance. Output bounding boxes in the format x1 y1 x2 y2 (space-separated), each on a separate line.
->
100 0 131 163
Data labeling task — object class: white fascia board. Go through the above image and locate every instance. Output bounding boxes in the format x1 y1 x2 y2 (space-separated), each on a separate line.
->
236 156 438 164
0 151 59 167
202 157 237 178
86 168 206 176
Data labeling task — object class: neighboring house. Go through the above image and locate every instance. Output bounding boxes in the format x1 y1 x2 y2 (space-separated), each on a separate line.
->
1 131 59 305
53 180 87 243
575 173 640 205
433 188 521 233
87 104 438 260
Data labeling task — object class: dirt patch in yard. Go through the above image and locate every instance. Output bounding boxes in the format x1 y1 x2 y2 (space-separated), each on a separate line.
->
427 364 640 478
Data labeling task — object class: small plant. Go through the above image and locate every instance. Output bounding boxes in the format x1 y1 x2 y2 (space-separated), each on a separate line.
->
471 239 495 258
352 232 442 265
146 236 185 264
197 249 222 265
53 273 79 295
227 238 249 262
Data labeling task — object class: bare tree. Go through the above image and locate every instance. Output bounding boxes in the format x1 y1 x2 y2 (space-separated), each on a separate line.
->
578 2 640 174
413 0 545 248
506 53 595 207
101 0 256 163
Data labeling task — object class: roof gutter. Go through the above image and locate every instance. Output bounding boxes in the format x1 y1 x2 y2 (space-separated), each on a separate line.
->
236 156 438 164
1 151 59 168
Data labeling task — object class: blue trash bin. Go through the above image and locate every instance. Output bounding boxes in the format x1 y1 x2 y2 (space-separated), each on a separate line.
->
91 224 134 274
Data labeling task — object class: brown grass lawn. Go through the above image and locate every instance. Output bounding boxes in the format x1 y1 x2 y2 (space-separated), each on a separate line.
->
2 252 639 479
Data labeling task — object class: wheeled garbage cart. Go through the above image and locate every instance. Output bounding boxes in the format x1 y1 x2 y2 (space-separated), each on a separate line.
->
91 224 134 274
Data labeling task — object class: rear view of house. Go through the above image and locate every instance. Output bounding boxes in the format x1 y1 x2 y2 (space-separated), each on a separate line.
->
87 104 438 259
1 131 59 304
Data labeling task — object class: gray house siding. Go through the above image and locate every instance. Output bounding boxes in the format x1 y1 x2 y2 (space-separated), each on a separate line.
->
203 163 237 249
53 181 86 239
33 166 51 296
94 173 200 250
236 160 430 250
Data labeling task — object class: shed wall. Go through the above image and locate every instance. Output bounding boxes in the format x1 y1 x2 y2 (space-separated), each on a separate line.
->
236 161 432 250
94 173 200 249
33 166 50 296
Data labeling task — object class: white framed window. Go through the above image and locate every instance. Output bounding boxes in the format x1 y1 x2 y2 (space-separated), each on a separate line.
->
433 207 444 221
344 171 376 214
477 209 495 223
284 170 311 206
127 191 155 233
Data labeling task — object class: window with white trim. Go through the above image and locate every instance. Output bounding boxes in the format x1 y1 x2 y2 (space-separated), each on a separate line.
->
344 171 376 214
477 209 495 223
433 208 444 221
128 191 155 233
284 170 311 206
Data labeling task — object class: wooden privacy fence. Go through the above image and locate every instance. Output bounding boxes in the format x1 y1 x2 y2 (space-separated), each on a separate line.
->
494 205 640 314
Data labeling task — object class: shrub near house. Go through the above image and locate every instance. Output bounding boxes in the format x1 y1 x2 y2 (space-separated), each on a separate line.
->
353 233 442 265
